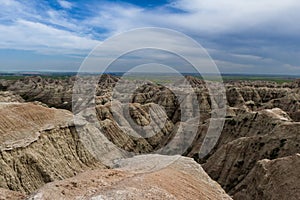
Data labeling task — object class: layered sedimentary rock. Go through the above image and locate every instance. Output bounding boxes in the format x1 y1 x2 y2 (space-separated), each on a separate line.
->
0 103 106 194
0 104 232 199
225 80 300 121
0 91 24 103
28 155 232 200
1 76 299 121
2 76 74 110
232 154 300 200
203 121 300 192
0 75 299 199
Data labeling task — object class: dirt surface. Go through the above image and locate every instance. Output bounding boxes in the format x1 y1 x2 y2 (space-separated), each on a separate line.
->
28 155 232 200
0 102 73 150
0 188 25 200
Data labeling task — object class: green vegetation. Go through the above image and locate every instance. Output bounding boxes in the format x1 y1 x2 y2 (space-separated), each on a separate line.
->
123 75 176 84
0 76 24 80
221 76 295 84
0 75 71 80
0 73 298 84
186 74 296 84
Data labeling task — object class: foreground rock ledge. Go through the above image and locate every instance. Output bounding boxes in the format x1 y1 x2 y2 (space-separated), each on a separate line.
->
28 155 232 200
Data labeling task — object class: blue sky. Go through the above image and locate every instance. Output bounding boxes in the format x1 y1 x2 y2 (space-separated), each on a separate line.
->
0 0 300 74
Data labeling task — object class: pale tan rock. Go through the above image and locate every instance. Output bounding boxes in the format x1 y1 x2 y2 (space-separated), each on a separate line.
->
232 154 300 200
0 102 73 150
0 91 24 103
28 155 232 200
4 76 74 110
1 76 300 199
0 103 106 194
203 122 300 193
0 188 25 200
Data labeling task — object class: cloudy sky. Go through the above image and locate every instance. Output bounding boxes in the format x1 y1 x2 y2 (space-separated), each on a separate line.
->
0 0 300 74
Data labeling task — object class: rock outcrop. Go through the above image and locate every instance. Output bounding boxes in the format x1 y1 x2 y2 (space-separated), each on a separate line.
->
232 154 300 200
28 155 232 200
2 76 74 110
0 103 106 194
225 82 300 121
203 117 300 193
0 188 25 200
0 75 299 199
0 91 24 103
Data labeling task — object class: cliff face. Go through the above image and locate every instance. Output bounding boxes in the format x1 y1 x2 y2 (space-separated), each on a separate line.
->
200 80 300 199
203 122 300 192
1 76 74 110
232 154 300 200
0 103 106 194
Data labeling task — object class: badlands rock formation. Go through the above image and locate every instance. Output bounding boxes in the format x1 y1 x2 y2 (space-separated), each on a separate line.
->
232 153 300 200
0 188 25 200
0 75 299 199
0 76 74 110
0 102 106 194
1 76 299 121
0 90 230 199
28 155 232 200
225 80 300 121
0 91 24 103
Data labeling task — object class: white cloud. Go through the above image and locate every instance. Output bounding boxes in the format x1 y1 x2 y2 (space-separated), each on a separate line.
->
167 0 300 34
0 0 98 55
2 0 300 53
81 0 300 37
83 3 144 34
0 19 99 54
46 9 81 31
0 0 300 73
57 0 73 9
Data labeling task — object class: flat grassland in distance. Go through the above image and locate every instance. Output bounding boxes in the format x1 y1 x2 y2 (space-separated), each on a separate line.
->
0 72 76 80
0 72 299 84
123 73 299 84
0 75 70 80
221 75 297 84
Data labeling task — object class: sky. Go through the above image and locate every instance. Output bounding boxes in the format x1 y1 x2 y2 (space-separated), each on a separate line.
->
0 0 300 74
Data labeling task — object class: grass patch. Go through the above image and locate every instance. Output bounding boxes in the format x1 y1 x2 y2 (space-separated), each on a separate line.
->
0 75 71 80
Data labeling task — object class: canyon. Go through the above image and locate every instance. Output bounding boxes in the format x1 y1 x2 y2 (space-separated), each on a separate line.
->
0 75 299 199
